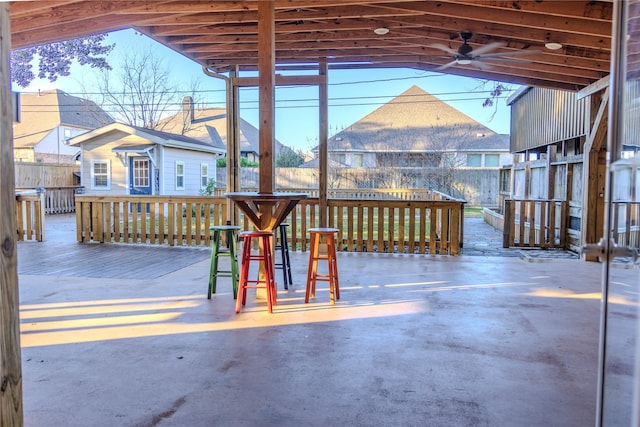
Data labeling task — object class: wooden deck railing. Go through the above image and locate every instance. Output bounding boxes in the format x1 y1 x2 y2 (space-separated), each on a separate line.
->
43 186 83 214
17 186 83 214
76 195 465 255
16 191 44 242
503 199 568 249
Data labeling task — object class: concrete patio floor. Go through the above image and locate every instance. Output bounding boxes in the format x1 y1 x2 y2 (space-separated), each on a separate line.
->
16 215 611 426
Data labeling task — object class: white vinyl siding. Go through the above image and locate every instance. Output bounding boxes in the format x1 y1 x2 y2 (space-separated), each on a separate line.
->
175 161 185 190
90 159 110 190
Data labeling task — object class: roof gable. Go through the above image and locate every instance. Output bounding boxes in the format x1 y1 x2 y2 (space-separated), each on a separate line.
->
325 85 507 152
13 89 114 148
68 122 224 154
157 103 290 155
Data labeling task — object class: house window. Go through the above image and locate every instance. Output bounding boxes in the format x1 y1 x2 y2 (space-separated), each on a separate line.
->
133 158 149 187
500 169 511 192
331 153 346 164
201 163 209 188
466 154 482 167
353 154 363 167
485 154 500 167
63 128 72 144
91 160 110 190
176 161 185 190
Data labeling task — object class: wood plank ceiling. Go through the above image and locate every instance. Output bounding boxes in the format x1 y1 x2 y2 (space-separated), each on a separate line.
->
8 1 622 92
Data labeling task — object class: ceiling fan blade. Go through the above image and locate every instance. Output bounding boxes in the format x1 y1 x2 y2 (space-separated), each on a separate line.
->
430 43 459 56
434 60 458 71
478 56 533 65
478 49 540 59
469 41 504 56
470 60 492 70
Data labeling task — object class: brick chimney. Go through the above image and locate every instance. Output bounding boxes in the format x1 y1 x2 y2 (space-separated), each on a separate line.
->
182 96 194 124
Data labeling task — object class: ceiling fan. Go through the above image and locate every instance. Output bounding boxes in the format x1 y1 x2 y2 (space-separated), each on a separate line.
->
431 31 536 71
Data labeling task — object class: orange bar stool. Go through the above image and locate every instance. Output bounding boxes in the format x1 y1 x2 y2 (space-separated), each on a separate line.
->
236 230 277 313
305 227 341 304
208 225 240 300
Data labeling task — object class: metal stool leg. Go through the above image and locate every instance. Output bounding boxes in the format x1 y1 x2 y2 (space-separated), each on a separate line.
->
208 229 222 299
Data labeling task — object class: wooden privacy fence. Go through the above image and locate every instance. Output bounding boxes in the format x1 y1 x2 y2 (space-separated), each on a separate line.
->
215 188 452 201
76 195 465 255
503 199 568 249
16 191 44 242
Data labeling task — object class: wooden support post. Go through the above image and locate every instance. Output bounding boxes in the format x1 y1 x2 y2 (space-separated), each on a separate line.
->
319 60 328 228
581 89 609 259
0 4 25 425
257 0 275 196
227 67 241 224
546 145 556 199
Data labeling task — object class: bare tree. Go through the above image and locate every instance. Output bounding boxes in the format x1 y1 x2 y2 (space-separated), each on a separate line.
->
87 45 201 130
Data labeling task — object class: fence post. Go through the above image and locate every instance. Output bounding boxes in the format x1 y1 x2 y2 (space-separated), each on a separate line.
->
503 200 512 248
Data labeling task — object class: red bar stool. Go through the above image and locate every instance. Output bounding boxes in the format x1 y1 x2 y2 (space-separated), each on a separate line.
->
305 227 340 304
236 230 277 314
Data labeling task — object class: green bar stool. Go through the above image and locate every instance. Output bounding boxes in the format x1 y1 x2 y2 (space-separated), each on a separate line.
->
208 225 241 299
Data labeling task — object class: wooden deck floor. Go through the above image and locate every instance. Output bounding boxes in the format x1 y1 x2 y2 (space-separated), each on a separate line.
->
18 242 210 279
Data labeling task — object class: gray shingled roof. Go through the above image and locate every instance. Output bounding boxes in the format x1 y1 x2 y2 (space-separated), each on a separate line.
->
322 85 508 153
157 106 291 155
14 89 114 148
55 90 114 129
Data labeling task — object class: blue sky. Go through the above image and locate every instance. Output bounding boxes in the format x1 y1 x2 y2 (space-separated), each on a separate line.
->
14 29 517 152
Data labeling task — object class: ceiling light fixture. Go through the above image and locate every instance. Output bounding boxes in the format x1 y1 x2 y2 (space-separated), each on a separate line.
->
374 27 389 35
545 42 563 50
457 59 471 65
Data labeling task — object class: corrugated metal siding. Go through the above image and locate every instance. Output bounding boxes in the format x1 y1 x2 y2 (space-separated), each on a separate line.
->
510 87 589 153
624 79 640 147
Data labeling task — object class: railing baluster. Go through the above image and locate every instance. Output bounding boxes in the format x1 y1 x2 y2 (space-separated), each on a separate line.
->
377 206 385 253
366 205 374 252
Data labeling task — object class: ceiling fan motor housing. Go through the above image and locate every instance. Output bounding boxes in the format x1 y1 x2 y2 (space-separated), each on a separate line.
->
457 31 474 56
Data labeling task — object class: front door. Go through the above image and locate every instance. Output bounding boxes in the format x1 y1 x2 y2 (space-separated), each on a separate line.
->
129 157 152 195
594 2 640 425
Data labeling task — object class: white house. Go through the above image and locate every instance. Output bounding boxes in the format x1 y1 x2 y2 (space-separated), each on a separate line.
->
69 122 225 196
13 89 113 164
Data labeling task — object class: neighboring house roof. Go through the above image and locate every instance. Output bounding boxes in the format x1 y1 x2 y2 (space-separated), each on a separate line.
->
68 122 225 155
13 89 114 148
156 99 294 156
319 85 509 153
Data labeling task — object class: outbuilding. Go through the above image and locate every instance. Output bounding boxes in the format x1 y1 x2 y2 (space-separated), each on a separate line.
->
69 122 225 196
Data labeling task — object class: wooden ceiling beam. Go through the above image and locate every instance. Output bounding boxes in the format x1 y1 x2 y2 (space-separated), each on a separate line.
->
121 0 413 14
11 14 170 49
383 1 612 36
136 4 419 27
429 0 613 20
9 0 80 17
380 15 611 51
10 1 164 33
150 17 417 37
